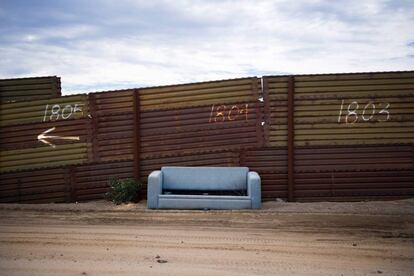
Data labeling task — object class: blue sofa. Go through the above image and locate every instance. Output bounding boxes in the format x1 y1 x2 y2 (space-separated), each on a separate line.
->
147 166 261 209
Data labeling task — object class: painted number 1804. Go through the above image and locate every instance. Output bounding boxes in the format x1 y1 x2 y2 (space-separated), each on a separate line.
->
208 104 249 123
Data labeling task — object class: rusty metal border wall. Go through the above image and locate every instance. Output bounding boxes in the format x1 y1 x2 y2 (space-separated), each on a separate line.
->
0 87 138 203
0 95 90 173
293 144 414 201
1 71 414 203
138 77 263 160
263 71 414 201
0 76 61 103
137 77 265 192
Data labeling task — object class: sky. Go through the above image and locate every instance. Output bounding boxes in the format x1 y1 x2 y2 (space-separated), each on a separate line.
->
0 0 413 95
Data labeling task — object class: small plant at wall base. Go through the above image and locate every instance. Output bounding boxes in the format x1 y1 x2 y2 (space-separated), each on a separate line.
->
105 177 142 204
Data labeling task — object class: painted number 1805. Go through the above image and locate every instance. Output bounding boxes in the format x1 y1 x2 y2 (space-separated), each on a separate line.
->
43 103 84 122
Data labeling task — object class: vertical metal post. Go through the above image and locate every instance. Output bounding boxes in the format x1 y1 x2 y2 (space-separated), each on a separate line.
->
132 89 140 181
65 166 76 202
53 76 62 97
287 76 295 201
252 77 263 147
87 93 99 162
262 77 270 146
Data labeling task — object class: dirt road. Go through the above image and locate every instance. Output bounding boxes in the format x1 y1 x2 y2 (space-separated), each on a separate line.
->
0 200 413 275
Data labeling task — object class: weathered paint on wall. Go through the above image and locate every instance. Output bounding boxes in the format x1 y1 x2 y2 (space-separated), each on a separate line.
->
0 72 413 203
264 72 414 147
0 95 90 173
0 95 88 127
139 77 264 160
0 76 61 103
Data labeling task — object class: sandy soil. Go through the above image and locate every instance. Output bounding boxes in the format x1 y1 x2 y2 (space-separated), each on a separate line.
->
0 199 413 275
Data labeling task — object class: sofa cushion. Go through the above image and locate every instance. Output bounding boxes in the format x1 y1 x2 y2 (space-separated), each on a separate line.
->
161 166 248 191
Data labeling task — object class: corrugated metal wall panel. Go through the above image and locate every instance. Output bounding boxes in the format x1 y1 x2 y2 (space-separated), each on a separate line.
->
140 105 261 158
243 148 288 200
0 95 88 127
1 72 413 203
0 143 88 173
264 72 414 147
295 145 413 172
263 71 414 201
0 95 91 173
91 90 136 162
0 119 89 150
140 78 259 110
0 167 68 203
139 77 263 159
293 71 414 146
0 87 139 203
294 145 414 200
263 76 289 147
74 160 135 201
0 76 61 103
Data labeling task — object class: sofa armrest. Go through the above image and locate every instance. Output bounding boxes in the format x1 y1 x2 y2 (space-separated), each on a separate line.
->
247 171 261 209
147 170 163 209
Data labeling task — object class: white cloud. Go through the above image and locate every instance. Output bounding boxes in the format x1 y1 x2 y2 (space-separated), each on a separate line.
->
0 0 413 95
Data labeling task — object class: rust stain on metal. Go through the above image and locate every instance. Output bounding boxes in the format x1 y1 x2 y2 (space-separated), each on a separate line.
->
74 160 135 201
0 76 61 103
287 76 295 201
139 78 258 111
243 148 288 200
0 167 67 203
265 75 289 147
139 78 263 160
93 90 135 162
293 71 414 146
1 72 413 203
132 89 140 180
0 95 88 127
86 93 98 162
294 145 414 200
262 77 271 145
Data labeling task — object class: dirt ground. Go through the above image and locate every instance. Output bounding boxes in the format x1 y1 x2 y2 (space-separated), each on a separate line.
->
0 199 413 276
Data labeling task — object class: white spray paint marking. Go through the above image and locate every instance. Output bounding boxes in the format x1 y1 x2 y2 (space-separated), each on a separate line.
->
338 100 391 124
37 127 80 148
43 103 84 122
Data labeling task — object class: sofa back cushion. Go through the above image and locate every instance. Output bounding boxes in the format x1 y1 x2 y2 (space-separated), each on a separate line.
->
161 166 248 191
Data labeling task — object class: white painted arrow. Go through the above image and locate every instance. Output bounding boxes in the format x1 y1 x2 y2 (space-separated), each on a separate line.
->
37 127 80 148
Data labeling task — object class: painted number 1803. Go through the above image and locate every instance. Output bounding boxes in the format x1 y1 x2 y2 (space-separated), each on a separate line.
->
337 100 390 124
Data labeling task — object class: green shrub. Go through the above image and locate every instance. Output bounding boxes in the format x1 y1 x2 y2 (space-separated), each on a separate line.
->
105 177 142 204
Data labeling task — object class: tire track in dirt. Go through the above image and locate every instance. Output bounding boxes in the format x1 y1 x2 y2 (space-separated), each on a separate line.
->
1 201 414 275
